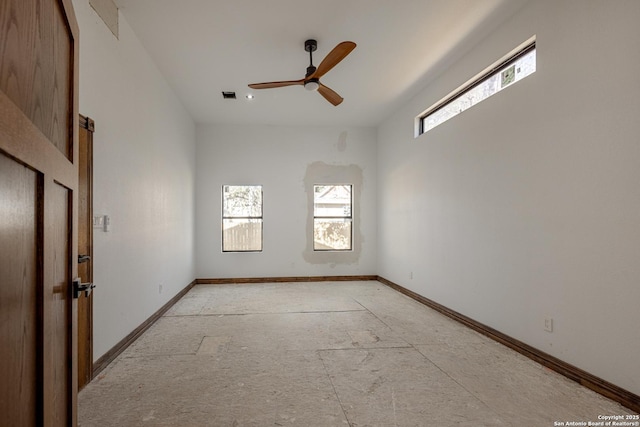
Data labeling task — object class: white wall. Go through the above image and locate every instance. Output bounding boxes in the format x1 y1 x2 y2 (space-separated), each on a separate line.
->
377 0 640 395
196 124 377 278
73 0 196 360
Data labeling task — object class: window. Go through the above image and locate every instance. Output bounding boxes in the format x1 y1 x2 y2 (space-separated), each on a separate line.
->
313 185 352 251
222 185 262 252
418 40 536 136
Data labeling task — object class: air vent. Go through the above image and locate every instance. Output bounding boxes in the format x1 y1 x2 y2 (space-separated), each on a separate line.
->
222 91 236 99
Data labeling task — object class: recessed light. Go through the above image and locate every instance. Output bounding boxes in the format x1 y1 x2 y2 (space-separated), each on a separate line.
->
246 94 254 99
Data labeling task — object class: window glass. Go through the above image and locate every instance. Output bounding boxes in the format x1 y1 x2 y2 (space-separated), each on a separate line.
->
313 185 352 251
222 185 262 252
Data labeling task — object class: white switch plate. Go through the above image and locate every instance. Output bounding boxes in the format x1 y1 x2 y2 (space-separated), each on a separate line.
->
544 317 554 333
93 215 110 231
93 215 104 228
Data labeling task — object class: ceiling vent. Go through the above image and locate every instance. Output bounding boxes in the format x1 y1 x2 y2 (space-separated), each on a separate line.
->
222 91 236 100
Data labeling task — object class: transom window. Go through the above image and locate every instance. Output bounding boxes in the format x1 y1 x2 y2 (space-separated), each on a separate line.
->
313 184 352 251
222 185 262 252
417 39 536 136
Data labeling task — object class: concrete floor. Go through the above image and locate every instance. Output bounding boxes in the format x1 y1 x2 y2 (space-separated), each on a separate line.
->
79 281 634 426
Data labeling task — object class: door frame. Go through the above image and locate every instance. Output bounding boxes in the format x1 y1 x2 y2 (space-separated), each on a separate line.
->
78 114 95 390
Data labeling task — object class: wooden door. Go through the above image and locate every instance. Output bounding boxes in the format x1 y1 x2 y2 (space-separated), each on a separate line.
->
78 115 94 390
0 0 80 425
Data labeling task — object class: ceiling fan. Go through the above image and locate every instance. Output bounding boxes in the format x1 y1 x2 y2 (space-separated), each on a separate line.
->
248 39 356 106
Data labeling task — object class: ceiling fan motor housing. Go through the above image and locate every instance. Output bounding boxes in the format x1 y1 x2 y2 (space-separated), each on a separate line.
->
306 65 317 77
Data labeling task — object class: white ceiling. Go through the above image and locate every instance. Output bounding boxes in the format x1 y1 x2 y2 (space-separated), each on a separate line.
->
113 0 527 127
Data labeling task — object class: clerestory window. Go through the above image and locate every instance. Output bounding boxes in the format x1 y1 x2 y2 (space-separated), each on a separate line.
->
417 39 536 136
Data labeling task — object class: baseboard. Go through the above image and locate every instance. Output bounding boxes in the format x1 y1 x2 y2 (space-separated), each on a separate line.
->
376 276 640 413
196 275 378 285
92 280 196 378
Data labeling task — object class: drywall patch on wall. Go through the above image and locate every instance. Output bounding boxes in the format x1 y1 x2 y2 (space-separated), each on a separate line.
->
303 161 363 265
90 0 119 39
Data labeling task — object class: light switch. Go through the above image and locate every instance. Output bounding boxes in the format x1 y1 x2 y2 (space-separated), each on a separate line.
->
93 215 104 228
93 215 110 232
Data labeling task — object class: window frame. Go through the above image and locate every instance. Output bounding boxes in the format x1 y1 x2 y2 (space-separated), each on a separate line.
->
313 184 353 252
417 38 536 136
221 184 263 253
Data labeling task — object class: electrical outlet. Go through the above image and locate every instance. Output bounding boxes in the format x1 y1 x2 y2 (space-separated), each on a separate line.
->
159 284 163 294
544 317 554 333
410 271 413 280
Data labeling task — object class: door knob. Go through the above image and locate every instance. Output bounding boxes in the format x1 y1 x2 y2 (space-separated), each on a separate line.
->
73 277 95 298
78 254 91 263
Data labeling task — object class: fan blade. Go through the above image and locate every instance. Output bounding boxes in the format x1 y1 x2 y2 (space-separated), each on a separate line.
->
318 83 343 106
248 79 304 89
312 41 356 79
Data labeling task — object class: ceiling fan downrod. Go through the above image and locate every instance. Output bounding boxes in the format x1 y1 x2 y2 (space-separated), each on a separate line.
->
304 39 319 90
305 39 318 77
